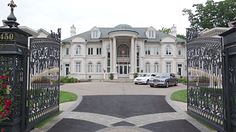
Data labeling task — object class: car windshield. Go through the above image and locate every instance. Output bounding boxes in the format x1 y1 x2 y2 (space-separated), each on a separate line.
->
139 74 147 77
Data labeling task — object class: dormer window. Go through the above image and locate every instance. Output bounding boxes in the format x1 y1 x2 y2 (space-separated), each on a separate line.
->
91 27 101 39
146 27 156 39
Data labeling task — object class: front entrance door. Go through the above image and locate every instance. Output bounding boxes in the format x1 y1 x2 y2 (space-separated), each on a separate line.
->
117 64 129 77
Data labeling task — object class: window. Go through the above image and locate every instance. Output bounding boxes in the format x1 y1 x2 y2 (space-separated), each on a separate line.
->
145 62 151 73
88 62 93 73
166 62 171 73
178 48 182 56
66 48 69 55
154 47 159 55
96 62 102 72
91 28 100 39
145 47 151 55
75 62 81 72
88 48 93 55
147 30 155 38
166 46 172 55
92 30 98 38
76 45 81 55
154 62 159 73
97 48 102 55
107 51 111 72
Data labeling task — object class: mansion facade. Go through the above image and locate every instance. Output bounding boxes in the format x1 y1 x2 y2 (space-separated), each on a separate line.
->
61 24 186 79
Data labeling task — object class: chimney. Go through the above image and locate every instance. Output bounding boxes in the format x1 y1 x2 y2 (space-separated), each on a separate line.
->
70 24 76 36
170 24 177 37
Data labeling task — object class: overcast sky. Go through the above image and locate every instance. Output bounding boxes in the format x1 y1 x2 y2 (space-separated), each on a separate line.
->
0 0 220 39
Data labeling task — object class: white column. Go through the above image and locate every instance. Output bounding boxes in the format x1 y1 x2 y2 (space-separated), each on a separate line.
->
113 37 116 73
134 40 137 73
131 37 135 73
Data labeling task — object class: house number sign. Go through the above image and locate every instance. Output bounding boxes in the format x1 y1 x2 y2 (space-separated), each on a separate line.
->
0 32 15 41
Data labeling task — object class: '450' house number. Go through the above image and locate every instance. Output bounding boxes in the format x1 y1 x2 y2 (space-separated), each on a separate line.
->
0 32 15 41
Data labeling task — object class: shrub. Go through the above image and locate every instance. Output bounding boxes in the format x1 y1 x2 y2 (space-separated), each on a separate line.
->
60 76 78 83
109 73 114 80
178 77 187 84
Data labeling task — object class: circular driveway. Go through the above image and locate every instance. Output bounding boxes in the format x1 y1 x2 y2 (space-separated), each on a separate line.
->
42 82 211 132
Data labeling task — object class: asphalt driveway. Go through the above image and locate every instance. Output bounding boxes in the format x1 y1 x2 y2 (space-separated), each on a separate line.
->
38 82 211 132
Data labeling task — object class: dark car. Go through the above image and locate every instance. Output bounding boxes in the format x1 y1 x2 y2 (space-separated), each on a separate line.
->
149 73 178 88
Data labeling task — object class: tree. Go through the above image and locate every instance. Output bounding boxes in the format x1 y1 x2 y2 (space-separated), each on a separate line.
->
177 34 186 40
159 27 186 39
159 27 171 34
183 0 236 30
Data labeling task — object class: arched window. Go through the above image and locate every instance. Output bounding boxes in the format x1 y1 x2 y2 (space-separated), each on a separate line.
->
88 62 93 73
117 44 129 57
76 45 81 55
166 45 172 55
145 62 151 73
154 62 159 73
96 62 102 73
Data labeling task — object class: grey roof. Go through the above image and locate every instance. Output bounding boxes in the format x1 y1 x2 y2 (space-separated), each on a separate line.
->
62 24 185 43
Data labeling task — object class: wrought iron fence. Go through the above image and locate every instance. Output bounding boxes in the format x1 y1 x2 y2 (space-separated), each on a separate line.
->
187 37 224 131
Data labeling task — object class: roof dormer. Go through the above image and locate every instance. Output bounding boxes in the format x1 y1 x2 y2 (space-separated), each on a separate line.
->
91 27 101 39
146 27 156 39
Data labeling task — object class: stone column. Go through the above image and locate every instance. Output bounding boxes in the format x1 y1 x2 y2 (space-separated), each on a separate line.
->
134 40 137 73
113 37 117 73
130 37 135 74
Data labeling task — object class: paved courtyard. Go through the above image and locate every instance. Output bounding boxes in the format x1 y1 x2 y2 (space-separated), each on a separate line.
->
35 82 215 132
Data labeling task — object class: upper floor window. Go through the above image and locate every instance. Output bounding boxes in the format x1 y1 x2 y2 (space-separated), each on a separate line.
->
76 45 81 55
166 45 172 55
91 27 101 39
88 62 93 73
148 30 155 38
88 48 93 55
66 48 69 55
178 48 182 56
145 47 151 55
146 27 156 39
154 47 159 55
97 48 102 55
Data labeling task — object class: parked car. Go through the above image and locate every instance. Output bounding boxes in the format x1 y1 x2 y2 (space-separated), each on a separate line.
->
149 73 178 88
134 73 157 85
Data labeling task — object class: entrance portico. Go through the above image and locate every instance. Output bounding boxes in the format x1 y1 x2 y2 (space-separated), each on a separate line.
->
108 29 139 79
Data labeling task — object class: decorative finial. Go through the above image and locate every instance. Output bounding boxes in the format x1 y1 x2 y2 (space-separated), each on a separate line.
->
7 0 17 21
2 0 19 28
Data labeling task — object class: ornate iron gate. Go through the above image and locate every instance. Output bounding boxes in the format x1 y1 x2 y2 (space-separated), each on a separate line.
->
0 1 61 131
26 36 61 131
187 37 224 131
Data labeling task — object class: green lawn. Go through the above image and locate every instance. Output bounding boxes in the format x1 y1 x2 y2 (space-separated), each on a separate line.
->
171 89 187 103
60 91 78 103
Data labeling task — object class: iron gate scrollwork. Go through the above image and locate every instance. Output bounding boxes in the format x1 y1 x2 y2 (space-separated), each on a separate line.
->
26 37 60 130
187 37 224 131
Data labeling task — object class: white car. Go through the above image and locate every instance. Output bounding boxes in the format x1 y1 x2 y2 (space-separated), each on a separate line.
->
134 73 157 85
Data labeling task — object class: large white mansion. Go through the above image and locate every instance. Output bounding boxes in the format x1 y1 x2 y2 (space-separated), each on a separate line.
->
61 24 186 79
